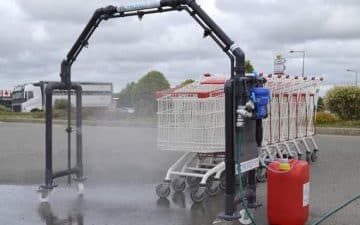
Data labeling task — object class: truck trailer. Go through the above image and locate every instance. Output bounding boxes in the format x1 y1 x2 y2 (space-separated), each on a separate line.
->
12 81 113 112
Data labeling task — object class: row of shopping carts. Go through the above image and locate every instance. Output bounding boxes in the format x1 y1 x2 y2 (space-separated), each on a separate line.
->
256 74 323 181
155 73 322 202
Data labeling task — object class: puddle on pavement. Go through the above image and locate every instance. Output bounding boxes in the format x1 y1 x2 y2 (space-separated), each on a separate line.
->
0 184 229 225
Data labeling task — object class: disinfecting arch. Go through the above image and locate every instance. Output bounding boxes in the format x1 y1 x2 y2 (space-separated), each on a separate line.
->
43 0 252 221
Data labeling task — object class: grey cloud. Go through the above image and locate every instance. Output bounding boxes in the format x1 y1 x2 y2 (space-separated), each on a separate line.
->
0 0 358 91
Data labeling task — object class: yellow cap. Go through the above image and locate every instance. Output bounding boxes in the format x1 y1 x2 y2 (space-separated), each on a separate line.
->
279 163 291 171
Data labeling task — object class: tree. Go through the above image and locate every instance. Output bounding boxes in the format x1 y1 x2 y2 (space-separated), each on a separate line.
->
317 97 324 112
54 99 68 110
325 86 360 120
180 79 195 87
116 82 136 107
245 60 254 73
132 71 170 116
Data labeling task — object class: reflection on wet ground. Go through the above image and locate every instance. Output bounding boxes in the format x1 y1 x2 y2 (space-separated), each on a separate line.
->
38 198 84 225
0 184 242 225
35 191 227 225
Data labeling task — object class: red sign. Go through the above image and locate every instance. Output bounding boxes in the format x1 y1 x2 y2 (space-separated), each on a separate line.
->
0 90 11 97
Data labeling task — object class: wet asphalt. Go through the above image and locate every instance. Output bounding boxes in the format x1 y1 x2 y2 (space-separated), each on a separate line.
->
0 122 359 225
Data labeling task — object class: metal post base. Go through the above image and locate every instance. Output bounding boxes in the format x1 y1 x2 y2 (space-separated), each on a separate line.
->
217 212 241 221
37 185 57 202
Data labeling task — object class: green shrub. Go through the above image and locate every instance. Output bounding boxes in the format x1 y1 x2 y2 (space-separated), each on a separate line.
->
0 105 11 112
317 97 324 112
315 112 338 124
54 99 68 110
325 86 360 120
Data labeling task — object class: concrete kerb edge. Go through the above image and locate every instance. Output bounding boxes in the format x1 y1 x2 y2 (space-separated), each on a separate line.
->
316 127 360 136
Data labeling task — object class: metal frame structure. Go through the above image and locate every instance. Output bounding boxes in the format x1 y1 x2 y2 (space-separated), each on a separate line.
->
39 82 84 201
39 0 261 221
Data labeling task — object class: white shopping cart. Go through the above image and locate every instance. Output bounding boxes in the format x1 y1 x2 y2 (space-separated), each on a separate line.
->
155 76 227 203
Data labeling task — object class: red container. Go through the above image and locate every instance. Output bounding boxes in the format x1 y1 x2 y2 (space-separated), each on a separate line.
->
267 160 309 225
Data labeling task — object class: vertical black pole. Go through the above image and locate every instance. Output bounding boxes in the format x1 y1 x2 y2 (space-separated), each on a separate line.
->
67 89 72 184
45 85 53 187
224 79 236 217
75 86 83 178
247 119 263 208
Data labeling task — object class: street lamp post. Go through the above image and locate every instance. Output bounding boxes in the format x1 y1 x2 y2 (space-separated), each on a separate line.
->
346 69 358 87
290 50 305 77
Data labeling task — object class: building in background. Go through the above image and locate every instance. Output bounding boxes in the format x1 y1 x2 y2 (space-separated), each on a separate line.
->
0 89 12 109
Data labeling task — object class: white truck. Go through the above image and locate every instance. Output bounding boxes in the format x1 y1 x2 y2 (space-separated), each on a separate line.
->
12 81 113 112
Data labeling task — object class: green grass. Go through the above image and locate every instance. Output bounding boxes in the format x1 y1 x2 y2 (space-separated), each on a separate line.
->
316 120 360 128
0 109 154 123
0 111 44 120
1 109 358 128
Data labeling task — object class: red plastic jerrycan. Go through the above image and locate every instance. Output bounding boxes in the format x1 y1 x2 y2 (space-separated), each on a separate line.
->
267 159 309 225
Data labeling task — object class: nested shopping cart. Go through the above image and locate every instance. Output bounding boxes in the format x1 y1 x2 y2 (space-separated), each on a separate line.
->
155 76 227 203
257 74 323 181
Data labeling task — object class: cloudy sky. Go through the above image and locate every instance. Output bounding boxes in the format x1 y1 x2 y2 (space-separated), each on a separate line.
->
0 0 359 92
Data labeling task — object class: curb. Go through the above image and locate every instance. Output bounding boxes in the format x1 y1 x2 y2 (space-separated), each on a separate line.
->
316 127 360 136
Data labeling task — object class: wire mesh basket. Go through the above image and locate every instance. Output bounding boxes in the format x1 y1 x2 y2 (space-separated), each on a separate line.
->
157 77 226 153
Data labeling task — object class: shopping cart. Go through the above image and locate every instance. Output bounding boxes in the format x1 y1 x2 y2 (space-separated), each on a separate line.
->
155 76 227 203
155 73 322 199
257 74 323 182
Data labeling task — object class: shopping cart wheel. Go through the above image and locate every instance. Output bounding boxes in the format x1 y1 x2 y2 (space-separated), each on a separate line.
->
219 171 226 190
186 176 201 187
297 153 302 160
156 183 171 198
311 149 319 162
191 187 207 203
306 152 311 164
171 177 186 192
289 150 299 160
256 167 267 183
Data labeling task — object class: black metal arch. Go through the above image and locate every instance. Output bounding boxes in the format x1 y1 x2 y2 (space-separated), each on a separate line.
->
59 0 246 85
47 0 252 221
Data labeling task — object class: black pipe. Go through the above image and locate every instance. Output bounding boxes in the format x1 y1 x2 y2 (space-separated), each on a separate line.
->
52 168 79 180
74 85 83 179
67 89 71 184
222 79 237 219
45 83 56 187
67 6 117 63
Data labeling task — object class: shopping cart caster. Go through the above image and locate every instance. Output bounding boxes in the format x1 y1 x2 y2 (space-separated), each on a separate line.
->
156 183 171 198
207 180 220 197
191 187 207 203
306 152 311 164
288 150 299 160
256 167 267 183
186 176 201 188
311 149 319 162
171 177 186 192
297 153 303 160
219 171 226 190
